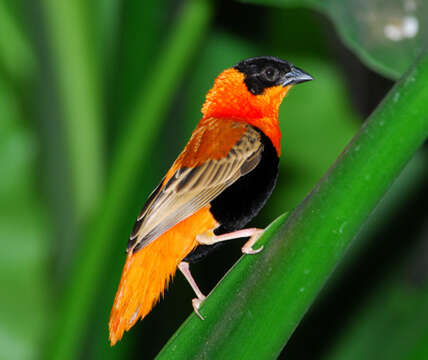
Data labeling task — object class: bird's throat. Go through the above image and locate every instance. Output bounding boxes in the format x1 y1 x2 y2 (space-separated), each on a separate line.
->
201 68 285 155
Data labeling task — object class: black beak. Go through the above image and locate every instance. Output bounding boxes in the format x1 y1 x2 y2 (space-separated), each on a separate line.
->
282 66 313 86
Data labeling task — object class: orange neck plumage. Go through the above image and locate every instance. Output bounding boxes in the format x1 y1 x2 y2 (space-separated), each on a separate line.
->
201 68 291 156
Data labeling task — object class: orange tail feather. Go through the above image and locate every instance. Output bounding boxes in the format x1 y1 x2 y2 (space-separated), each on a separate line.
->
109 207 217 346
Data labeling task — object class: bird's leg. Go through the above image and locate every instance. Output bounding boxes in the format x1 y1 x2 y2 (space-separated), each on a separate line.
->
179 229 263 320
178 261 206 320
197 228 264 254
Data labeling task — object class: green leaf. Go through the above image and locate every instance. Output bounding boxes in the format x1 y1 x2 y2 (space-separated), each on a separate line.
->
242 0 428 79
157 51 428 359
325 236 428 360
0 1 36 82
40 0 105 221
0 75 50 360
110 0 171 130
326 282 428 360
45 1 213 359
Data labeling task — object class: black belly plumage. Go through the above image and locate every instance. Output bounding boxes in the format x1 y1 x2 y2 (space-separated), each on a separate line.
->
185 126 279 263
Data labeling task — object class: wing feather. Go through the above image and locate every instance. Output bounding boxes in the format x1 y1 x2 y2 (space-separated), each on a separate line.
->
128 123 263 253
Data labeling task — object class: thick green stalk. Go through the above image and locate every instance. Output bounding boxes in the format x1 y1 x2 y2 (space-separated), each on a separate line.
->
46 1 212 359
41 0 104 220
157 52 428 359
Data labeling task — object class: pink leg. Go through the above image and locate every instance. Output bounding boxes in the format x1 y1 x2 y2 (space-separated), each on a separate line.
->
196 228 264 254
178 261 206 320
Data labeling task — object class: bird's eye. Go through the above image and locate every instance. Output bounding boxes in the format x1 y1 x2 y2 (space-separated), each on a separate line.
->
262 67 279 82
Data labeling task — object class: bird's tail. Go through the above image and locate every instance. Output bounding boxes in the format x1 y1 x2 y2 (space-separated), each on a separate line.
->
109 207 217 346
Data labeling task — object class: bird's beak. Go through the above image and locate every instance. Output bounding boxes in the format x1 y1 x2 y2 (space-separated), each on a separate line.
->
282 66 313 87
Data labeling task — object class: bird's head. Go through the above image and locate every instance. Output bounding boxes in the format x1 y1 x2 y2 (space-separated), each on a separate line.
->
201 56 312 155
202 56 312 122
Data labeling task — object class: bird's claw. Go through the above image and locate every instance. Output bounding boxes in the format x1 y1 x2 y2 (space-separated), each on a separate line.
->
242 244 264 254
192 297 205 320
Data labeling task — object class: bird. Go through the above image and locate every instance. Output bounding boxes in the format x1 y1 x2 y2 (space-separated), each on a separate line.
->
109 56 312 345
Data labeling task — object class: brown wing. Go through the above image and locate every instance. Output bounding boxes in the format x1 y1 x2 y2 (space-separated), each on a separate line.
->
127 122 263 253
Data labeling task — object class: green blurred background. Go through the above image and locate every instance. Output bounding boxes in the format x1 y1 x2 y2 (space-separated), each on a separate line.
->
1 0 427 359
